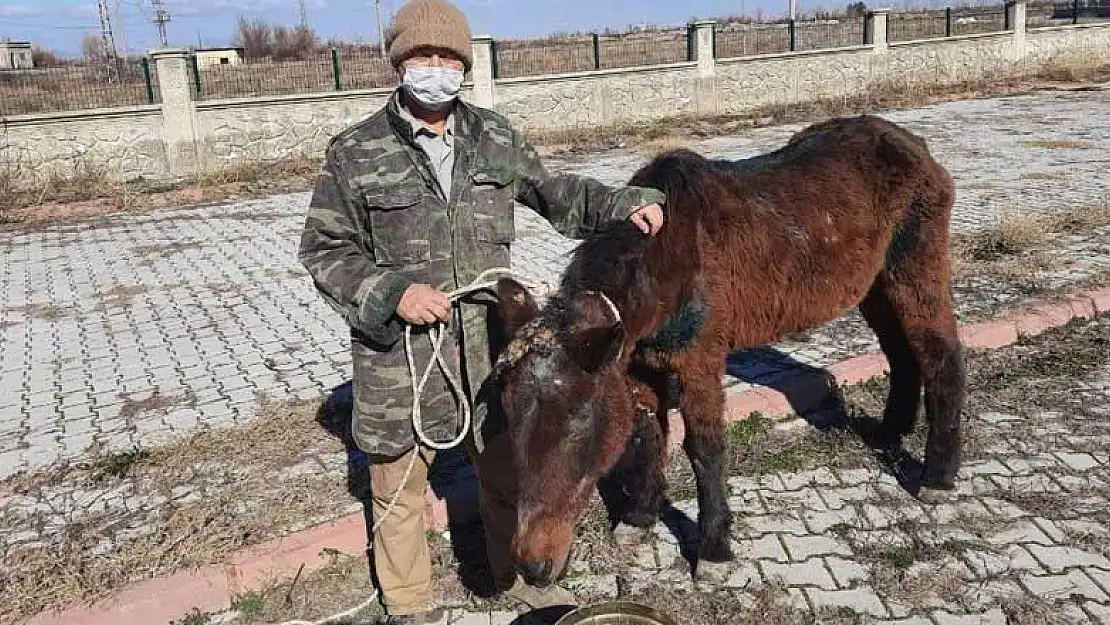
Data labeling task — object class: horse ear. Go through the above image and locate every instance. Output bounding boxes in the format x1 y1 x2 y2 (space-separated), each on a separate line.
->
496 278 538 335
567 291 625 373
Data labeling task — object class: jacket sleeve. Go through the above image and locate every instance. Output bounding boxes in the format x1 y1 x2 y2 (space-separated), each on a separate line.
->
298 145 410 345
509 130 666 240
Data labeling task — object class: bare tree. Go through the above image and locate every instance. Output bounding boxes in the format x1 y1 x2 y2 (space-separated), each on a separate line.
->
31 45 71 67
81 32 107 62
235 16 273 58
273 24 317 60
235 17 318 60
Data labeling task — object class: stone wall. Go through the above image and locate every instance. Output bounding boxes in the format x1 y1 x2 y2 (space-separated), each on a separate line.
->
493 64 706 133
1025 23 1110 71
195 91 393 167
1 106 166 185
3 6 1108 188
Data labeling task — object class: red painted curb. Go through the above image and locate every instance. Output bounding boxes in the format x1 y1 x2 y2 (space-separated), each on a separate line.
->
22 287 1109 625
25 516 372 625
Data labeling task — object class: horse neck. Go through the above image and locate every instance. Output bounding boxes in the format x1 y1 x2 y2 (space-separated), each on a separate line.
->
597 235 689 345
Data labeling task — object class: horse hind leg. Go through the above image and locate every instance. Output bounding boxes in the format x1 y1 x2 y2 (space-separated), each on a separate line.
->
878 269 967 495
858 283 923 443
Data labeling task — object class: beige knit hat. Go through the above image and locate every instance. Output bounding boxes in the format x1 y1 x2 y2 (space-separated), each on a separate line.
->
387 0 473 71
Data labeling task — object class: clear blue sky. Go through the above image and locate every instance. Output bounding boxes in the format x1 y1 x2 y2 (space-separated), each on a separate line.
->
2 0 954 57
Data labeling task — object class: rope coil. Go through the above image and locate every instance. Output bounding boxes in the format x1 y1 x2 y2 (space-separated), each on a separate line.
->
271 269 545 624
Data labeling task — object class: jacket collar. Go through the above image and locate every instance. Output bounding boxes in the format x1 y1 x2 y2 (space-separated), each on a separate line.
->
386 89 483 149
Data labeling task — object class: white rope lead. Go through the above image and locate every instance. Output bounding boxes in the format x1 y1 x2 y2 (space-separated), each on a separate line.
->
405 267 544 450
272 268 545 625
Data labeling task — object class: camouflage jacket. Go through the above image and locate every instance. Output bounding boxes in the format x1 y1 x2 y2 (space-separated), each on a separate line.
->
298 91 666 457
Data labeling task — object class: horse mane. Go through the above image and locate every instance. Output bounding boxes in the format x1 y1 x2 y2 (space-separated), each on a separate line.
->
554 149 716 338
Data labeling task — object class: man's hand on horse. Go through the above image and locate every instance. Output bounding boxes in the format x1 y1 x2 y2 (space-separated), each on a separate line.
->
630 203 664 236
397 284 452 325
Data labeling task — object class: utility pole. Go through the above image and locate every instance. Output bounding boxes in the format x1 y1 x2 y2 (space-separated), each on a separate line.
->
374 0 386 56
299 0 308 28
789 0 797 21
96 0 120 81
152 0 171 47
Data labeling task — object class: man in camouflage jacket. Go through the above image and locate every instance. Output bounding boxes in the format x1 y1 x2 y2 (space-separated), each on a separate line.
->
298 1 665 622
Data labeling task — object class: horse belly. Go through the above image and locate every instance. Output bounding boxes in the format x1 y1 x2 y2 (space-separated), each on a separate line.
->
713 228 888 348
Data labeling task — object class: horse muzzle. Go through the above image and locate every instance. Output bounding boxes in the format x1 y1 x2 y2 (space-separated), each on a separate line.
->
518 558 554 587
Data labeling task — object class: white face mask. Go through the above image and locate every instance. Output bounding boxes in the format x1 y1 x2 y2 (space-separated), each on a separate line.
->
402 65 464 112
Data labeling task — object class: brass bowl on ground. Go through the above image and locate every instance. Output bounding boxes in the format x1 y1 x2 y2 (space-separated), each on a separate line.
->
553 601 678 625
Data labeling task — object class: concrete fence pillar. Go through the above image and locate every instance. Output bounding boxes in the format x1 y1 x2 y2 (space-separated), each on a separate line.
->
149 48 199 176
866 9 891 53
1008 0 1028 55
695 20 717 77
470 36 495 108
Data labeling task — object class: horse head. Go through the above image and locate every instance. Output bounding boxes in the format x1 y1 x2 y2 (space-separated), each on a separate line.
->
493 277 637 587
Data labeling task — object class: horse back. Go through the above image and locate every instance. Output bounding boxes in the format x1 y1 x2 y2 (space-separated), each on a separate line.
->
633 115 955 346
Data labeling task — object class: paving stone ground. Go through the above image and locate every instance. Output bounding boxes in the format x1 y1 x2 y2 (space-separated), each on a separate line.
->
0 86 1108 482
415 332 1110 625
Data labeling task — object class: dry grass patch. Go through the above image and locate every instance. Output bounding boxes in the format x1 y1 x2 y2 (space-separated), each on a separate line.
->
97 284 152 310
615 580 861 624
636 135 696 157
117 390 181 421
530 63 1110 156
2 301 74 321
1020 171 1065 181
949 198 1110 288
1021 138 1094 150
1 153 322 230
1000 596 1079 625
195 153 321 188
132 240 209 260
0 395 356 624
228 550 384 625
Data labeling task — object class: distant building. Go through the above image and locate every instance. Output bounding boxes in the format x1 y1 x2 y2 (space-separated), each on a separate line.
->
0 40 34 70
194 47 245 68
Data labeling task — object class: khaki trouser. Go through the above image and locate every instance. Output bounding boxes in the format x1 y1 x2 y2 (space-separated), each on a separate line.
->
368 433 519 615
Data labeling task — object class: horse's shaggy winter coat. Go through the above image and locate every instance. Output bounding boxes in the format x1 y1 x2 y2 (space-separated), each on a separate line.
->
493 114 966 586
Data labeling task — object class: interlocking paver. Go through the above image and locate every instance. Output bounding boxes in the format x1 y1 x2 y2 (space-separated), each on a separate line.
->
760 559 838 590
5 86 1110 623
781 534 853 561
805 587 890 618
964 545 1046 578
931 608 1007 625
1033 543 1110 573
1021 569 1110 603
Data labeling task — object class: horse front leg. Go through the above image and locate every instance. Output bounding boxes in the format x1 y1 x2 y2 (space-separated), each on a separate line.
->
601 372 669 545
677 358 733 578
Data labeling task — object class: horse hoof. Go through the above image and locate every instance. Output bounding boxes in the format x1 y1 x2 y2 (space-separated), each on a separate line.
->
694 560 731 584
612 522 652 547
917 485 957 504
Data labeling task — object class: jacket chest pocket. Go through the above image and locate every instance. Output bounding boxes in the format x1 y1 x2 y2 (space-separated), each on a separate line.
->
362 188 431 266
470 168 515 244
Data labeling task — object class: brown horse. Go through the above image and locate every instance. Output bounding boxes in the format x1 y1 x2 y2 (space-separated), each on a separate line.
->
491 114 967 586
